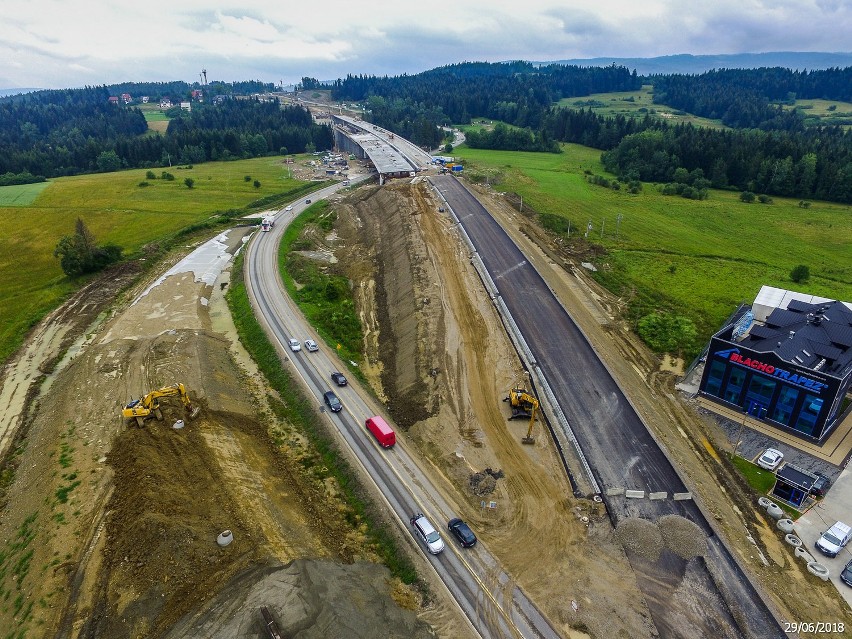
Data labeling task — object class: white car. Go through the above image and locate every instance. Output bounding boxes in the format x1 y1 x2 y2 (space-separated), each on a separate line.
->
305 339 319 352
757 448 784 471
288 338 301 352
285 205 293 211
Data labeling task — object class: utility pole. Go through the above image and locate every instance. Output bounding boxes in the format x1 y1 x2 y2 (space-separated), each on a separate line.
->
616 213 623 239
600 218 605 240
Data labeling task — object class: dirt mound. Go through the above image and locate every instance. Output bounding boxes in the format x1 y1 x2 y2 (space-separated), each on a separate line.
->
469 468 504 496
164 560 437 639
659 515 708 559
616 517 665 562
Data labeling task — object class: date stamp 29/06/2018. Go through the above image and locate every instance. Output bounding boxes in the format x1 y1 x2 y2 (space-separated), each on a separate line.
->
783 622 845 634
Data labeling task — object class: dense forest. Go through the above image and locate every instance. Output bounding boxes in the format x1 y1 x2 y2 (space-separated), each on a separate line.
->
652 67 852 129
0 86 330 178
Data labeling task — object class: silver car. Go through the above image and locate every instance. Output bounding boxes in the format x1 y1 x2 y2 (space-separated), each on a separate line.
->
411 513 445 555
288 338 301 352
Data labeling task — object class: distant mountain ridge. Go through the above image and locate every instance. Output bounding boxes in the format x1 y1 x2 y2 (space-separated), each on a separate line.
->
542 52 852 75
0 88 41 98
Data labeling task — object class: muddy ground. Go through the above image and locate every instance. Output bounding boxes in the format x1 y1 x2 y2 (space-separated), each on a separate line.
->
0 174 849 639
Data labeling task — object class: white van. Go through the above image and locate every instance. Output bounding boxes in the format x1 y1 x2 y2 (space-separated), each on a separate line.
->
815 521 852 557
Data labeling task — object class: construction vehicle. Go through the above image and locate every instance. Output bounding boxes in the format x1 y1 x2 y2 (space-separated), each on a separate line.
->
122 383 201 427
504 386 539 445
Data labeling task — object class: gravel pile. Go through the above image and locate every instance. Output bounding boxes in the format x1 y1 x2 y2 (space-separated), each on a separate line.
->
615 517 663 562
658 515 708 559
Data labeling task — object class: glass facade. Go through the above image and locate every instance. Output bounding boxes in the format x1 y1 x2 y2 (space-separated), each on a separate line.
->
723 368 746 404
793 394 824 436
771 386 799 426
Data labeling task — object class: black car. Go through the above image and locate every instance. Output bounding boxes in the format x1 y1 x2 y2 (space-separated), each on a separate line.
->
305 199 312 204
323 391 342 412
811 472 831 498
331 371 347 386
447 518 477 548
841 559 852 587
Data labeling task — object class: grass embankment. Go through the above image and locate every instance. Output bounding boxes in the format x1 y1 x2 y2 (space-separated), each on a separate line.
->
453 145 852 356
0 156 323 365
729 455 802 519
278 202 364 371
226 250 417 584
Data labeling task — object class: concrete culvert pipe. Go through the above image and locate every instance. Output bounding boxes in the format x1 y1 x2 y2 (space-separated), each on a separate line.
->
776 518 795 534
807 561 830 581
757 496 773 509
765 503 784 520
794 546 815 564
217 530 234 547
784 534 803 548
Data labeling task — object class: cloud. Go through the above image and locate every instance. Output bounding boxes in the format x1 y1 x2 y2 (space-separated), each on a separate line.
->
0 0 849 89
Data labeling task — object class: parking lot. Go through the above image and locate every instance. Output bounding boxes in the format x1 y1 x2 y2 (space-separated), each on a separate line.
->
690 396 852 610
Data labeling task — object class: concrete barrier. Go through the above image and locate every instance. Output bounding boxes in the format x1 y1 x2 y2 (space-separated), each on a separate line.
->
648 491 668 500
606 487 625 496
625 490 645 499
672 492 693 501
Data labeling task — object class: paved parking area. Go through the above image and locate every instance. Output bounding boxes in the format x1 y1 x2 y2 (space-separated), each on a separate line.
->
794 467 852 610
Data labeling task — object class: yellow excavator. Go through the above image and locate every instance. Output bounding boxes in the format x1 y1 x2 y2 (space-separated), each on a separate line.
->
504 385 540 445
122 383 201 427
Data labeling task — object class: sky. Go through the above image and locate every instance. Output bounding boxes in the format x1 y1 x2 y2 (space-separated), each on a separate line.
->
1 0 850 90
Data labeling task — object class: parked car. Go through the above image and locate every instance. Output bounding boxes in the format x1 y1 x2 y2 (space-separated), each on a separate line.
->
411 513 444 555
304 339 319 352
331 371 347 386
815 521 852 558
757 448 784 471
323 391 342 413
810 472 831 498
448 518 477 548
288 338 301 352
841 558 852 587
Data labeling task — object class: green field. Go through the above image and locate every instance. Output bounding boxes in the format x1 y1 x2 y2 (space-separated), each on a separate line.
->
556 85 727 130
454 145 852 352
0 182 51 207
0 156 312 363
780 98 852 129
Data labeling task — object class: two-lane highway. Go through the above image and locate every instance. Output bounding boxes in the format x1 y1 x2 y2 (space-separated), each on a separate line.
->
244 184 562 639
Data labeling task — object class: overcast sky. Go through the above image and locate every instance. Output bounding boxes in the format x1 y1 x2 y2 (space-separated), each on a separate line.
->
1 0 850 89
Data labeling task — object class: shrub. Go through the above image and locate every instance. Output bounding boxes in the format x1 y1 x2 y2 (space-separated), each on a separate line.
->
790 265 810 283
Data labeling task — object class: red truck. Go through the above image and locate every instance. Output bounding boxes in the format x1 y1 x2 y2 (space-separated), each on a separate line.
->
365 415 395 448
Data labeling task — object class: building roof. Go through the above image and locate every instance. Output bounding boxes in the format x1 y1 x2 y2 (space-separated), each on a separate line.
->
742 295 852 376
775 463 817 491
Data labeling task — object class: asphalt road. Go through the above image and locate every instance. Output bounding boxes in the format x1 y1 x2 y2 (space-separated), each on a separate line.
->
430 175 787 639
245 181 562 639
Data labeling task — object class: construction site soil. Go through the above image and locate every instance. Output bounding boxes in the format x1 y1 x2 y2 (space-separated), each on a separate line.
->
0 176 849 638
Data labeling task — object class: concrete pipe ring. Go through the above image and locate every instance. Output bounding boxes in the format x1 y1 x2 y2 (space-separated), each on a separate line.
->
593 495 603 503
807 561 830 581
217 530 234 547
776 518 795 534
581 516 590 524
765 503 784 520
784 534 803 548
794 546 815 564
757 497 773 509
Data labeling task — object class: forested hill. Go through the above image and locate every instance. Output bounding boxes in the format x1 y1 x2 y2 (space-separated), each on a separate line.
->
652 67 852 128
332 61 642 126
0 86 329 179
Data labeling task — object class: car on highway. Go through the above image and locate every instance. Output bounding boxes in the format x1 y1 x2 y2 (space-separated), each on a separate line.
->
841 559 852 587
447 518 477 548
411 513 444 554
285 205 293 211
305 199 312 204
288 338 301 352
304 339 319 352
331 371 347 386
323 391 342 413
810 472 831 498
756 448 784 471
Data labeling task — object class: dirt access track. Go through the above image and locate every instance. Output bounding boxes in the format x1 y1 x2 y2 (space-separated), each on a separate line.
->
0 176 849 638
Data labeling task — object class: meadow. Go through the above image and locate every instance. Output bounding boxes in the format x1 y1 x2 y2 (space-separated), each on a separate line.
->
454 145 852 351
0 156 309 363
556 85 727 129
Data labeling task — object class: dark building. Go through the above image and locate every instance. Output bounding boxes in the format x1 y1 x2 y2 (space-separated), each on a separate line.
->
772 464 817 508
700 287 852 441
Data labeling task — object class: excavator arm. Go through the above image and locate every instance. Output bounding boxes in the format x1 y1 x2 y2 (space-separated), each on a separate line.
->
122 383 200 426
